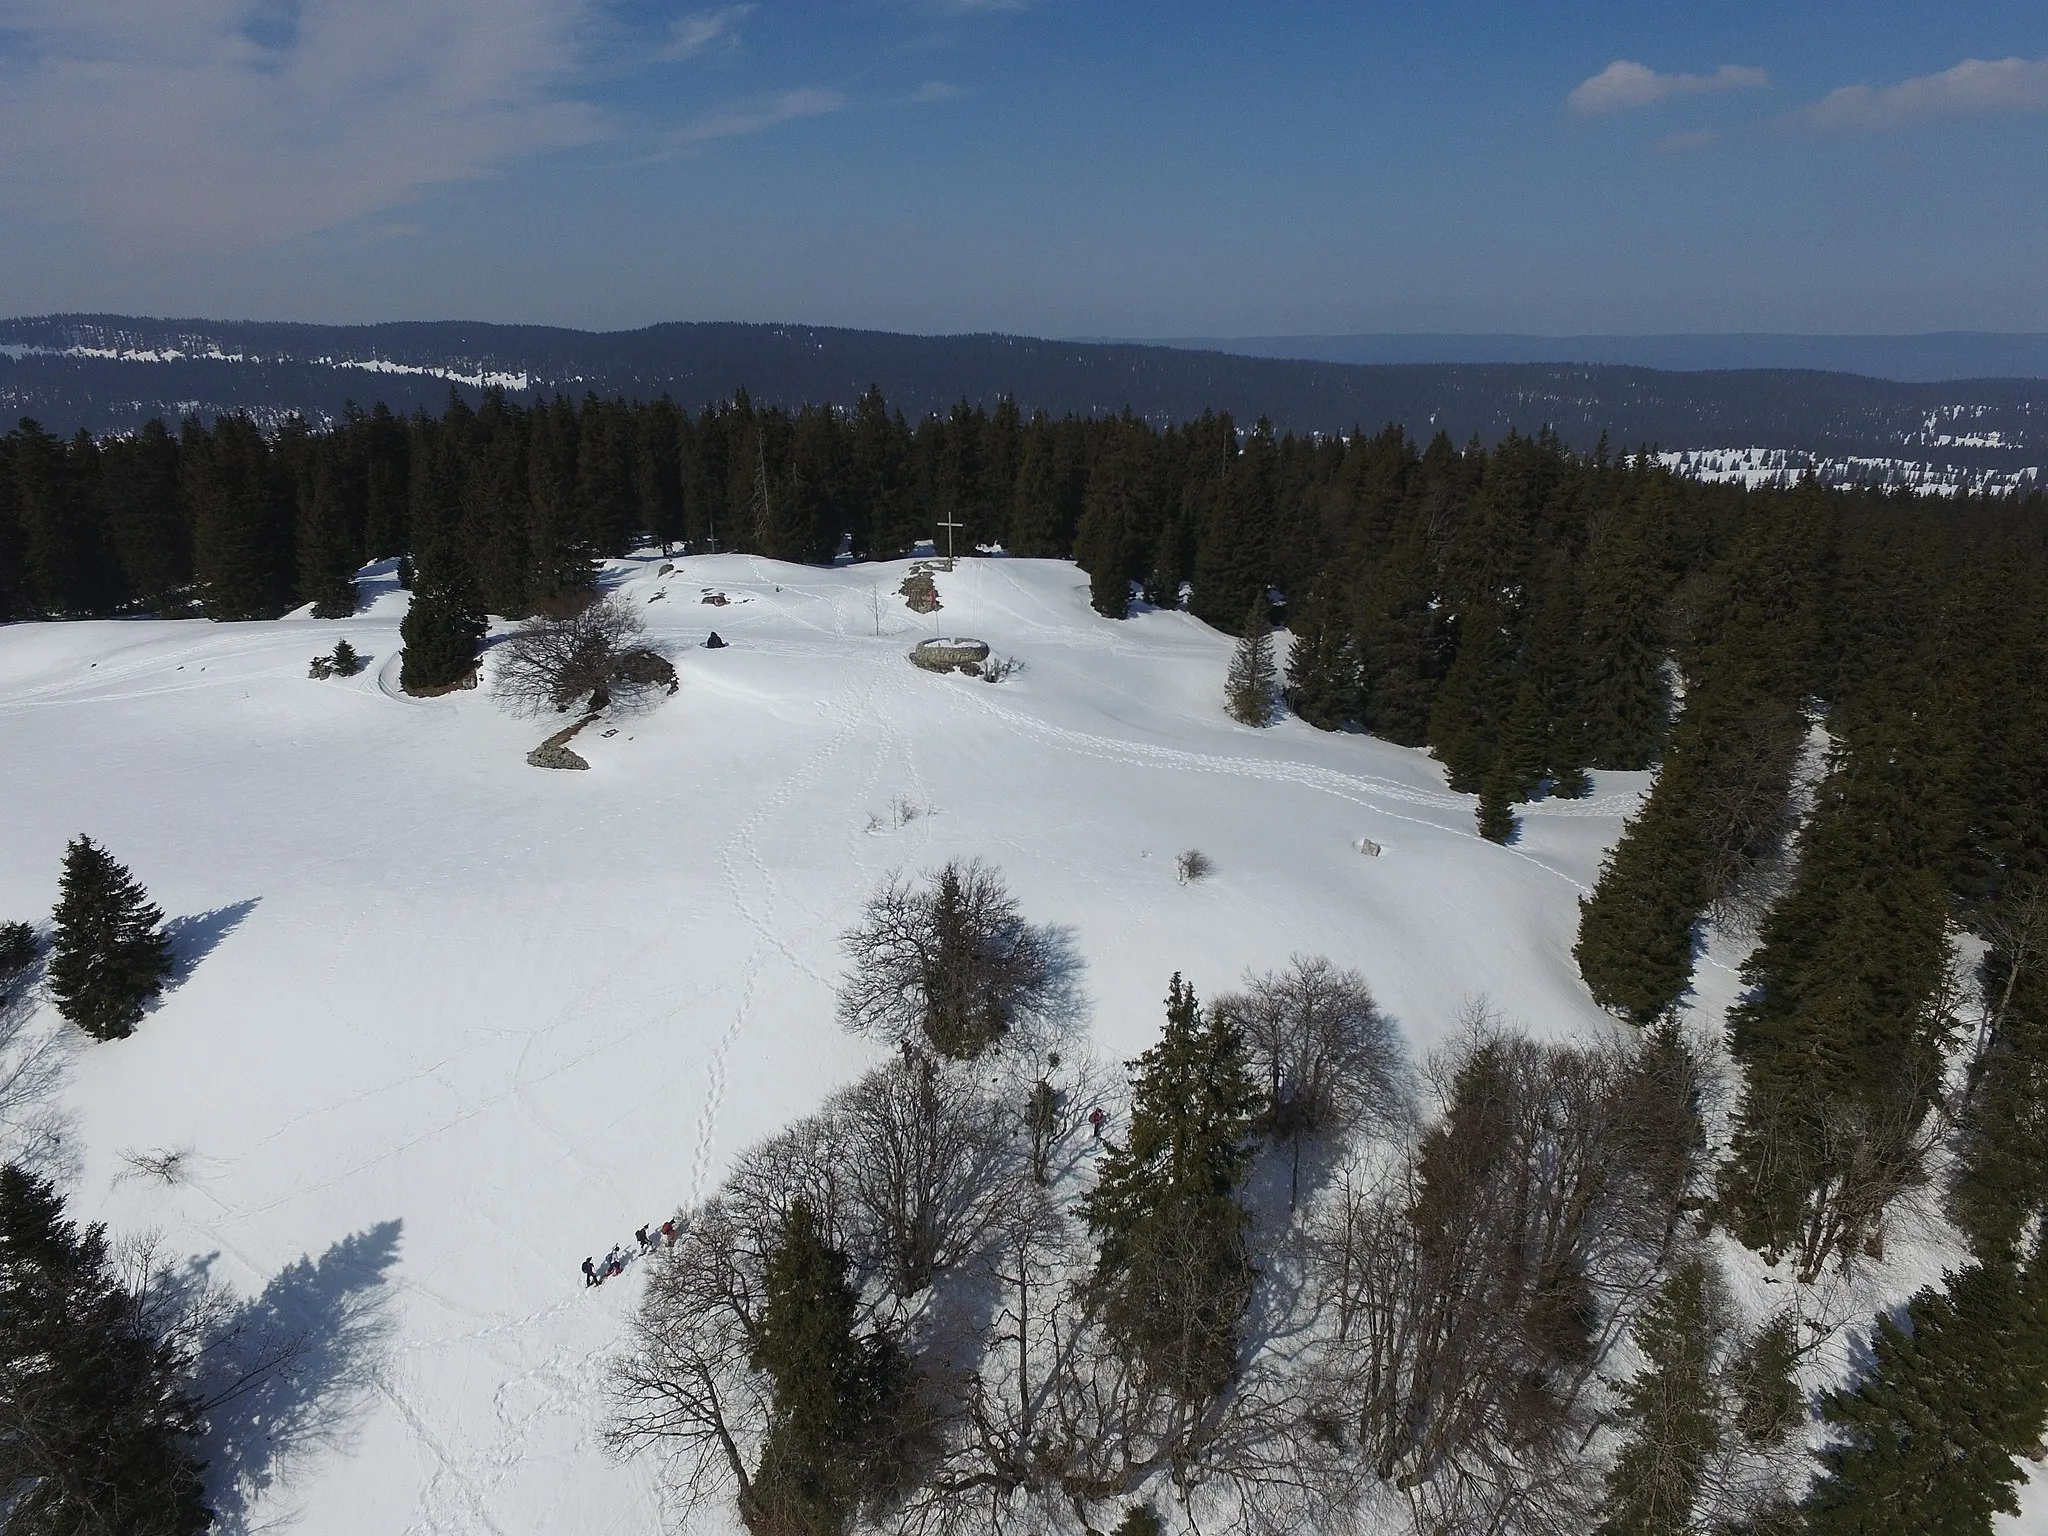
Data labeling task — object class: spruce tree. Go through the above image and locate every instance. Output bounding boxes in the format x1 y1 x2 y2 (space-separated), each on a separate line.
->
1283 579 1362 730
48 836 173 1041
1596 1259 1727 1536
750 1198 909 1536
184 414 294 620
398 562 488 694
329 638 363 677
1577 505 1672 770
1426 602 1516 792
0 920 36 982
98 419 191 612
1806 1247 2048 1536
1475 755 1518 844
296 444 361 619
1082 976 1260 1400
1573 760 1709 1024
0 1163 212 1534
1224 597 1276 726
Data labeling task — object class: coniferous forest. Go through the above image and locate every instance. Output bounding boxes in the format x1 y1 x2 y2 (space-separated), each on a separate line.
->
7 385 2048 1531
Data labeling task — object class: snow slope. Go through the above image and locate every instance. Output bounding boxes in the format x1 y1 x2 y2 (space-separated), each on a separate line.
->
0 554 2025 1533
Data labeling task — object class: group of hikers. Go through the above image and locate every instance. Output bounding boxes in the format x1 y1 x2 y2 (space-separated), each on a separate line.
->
582 1108 1110 1289
582 1220 676 1287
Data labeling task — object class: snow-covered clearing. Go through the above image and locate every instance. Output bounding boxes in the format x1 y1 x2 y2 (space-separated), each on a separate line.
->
0 553 2032 1532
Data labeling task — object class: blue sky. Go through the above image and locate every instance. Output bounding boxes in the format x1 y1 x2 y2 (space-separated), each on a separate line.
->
0 1 2043 333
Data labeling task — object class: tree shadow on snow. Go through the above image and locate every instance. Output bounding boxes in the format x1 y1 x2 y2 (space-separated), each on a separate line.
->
190 1219 404 1532
163 899 261 988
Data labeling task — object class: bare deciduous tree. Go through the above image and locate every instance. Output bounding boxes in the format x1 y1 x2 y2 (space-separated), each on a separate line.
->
608 1200 774 1522
833 1052 1026 1297
1309 1015 1707 1534
1215 956 1409 1206
493 594 676 716
837 860 1077 1060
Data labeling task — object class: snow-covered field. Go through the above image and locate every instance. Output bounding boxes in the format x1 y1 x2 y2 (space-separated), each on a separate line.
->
0 553 2034 1532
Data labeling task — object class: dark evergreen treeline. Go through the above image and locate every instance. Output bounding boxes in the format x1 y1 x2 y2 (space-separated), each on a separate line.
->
5 390 1705 800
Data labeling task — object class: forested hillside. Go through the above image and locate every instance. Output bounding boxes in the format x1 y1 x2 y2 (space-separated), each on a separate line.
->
4 316 2046 489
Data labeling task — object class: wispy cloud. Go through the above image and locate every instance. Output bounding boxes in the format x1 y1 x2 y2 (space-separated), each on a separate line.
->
1568 60 1770 114
1656 128 1719 154
904 80 968 104
0 0 604 250
668 87 846 151
662 4 754 61
1807 55 2048 130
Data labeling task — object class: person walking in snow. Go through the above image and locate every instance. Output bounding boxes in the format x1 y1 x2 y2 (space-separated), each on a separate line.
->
635 1225 651 1254
1089 1106 1106 1140
582 1256 599 1288
661 1218 677 1249
605 1244 625 1278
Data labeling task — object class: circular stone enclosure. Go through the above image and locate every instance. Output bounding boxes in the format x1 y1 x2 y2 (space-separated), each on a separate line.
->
909 637 992 675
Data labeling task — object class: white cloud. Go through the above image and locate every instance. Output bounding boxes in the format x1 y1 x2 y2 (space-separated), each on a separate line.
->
0 0 605 249
662 5 754 61
1568 59 1770 114
667 88 846 151
905 80 968 104
1808 55 2048 130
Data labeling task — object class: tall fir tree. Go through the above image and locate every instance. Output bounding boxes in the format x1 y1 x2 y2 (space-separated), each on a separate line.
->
1475 754 1519 844
98 418 190 612
749 1198 910 1536
185 414 294 620
1596 1259 1728 1536
48 835 174 1041
1081 976 1260 1400
1224 596 1277 725
1573 752 1709 1024
0 1163 212 1535
398 559 488 694
297 443 362 619
1426 601 1517 791
1283 577 1363 729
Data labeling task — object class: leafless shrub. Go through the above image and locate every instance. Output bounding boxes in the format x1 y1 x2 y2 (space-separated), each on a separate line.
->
1176 849 1214 885
1214 956 1410 1206
894 795 927 827
980 654 1023 683
117 1146 191 1188
837 860 1079 1060
493 594 674 716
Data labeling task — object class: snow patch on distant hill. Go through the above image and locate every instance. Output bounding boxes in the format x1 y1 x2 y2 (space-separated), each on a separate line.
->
0 341 530 393
1659 445 2041 495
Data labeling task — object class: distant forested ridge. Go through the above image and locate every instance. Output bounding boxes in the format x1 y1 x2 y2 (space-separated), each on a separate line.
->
3 315 2046 488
